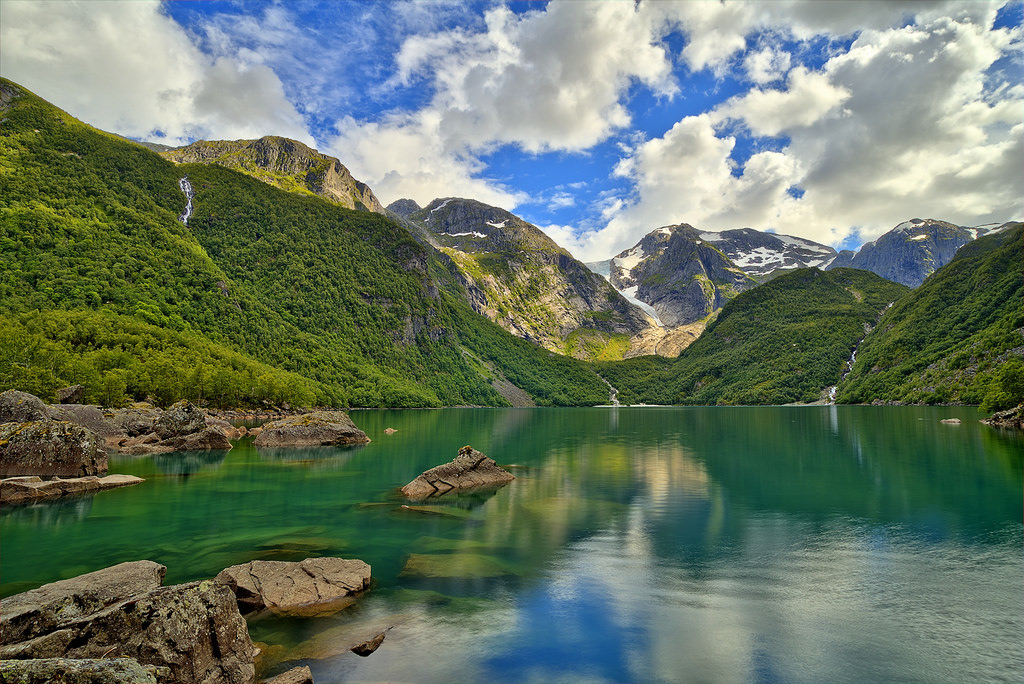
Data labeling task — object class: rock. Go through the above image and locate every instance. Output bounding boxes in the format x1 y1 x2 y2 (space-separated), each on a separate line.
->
248 426 263 437
0 390 50 423
940 418 962 424
0 421 106 478
981 404 1024 430
1 580 255 684
163 425 233 451
46 404 121 439
350 630 388 657
261 665 314 684
384 427 398 434
54 384 86 404
215 557 371 616
0 560 166 645
1 474 144 506
400 445 514 501
153 400 206 439
0 657 165 683
253 411 370 448
110 404 161 437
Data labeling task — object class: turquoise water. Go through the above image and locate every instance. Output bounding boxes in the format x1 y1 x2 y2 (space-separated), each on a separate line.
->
2 406 1022 683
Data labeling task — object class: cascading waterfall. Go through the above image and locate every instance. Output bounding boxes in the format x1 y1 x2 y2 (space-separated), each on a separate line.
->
827 302 894 404
177 176 195 226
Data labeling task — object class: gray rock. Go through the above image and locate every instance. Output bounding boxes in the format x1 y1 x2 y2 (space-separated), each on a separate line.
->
46 404 121 439
253 411 370 448
0 657 165 683
1 580 255 684
0 560 166 645
153 400 206 439
110 404 161 437
982 404 1024 430
261 665 314 684
350 630 388 657
0 474 144 506
216 557 371 616
0 421 106 478
401 445 515 500
0 390 50 423
54 384 86 404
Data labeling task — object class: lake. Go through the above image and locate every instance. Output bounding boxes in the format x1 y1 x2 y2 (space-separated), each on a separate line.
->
2 406 1022 683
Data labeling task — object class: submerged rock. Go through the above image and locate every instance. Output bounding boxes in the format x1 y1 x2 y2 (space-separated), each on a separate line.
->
0 657 165 683
350 629 390 657
215 557 371 616
0 474 144 506
253 411 370 448
0 421 105 478
400 445 514 501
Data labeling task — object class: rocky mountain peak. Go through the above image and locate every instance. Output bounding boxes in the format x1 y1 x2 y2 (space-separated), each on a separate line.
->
161 136 386 214
386 198 421 217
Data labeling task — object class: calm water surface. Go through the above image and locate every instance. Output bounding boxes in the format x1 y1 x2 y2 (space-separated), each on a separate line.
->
2 406 1022 683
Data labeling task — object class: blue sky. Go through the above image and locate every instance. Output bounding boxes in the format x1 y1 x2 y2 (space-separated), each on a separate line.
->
2 0 1021 259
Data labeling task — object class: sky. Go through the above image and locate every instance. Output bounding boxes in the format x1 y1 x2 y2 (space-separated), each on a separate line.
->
2 0 1021 260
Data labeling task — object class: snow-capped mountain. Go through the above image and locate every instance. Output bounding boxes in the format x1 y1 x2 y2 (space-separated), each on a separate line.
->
697 228 837 278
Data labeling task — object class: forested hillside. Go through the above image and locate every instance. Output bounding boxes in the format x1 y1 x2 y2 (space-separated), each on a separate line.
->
837 224 1023 408
598 268 909 405
0 79 607 408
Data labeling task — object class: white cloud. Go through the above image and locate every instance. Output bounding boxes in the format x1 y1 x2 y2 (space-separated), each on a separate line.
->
744 46 793 84
0 0 312 145
717 67 850 137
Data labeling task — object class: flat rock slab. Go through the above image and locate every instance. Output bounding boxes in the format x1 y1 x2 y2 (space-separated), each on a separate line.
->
216 557 371 616
0 474 144 506
0 657 166 683
0 421 105 478
401 445 514 501
253 411 370 448
262 665 314 684
1 560 166 645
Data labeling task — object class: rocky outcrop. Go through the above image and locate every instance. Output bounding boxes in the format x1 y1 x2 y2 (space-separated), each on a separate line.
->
154 400 207 439
401 445 515 500
1 577 255 684
1 474 143 506
215 557 371 617
982 404 1024 430
54 385 86 404
253 411 369 448
0 389 50 423
0 421 105 478
0 657 166 683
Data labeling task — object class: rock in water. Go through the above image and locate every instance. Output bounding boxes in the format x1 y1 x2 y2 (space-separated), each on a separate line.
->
153 400 207 439
400 445 515 501
253 411 370 447
350 630 388 657
261 665 314 684
0 421 106 478
982 404 1024 430
0 474 144 506
54 384 86 404
0 389 50 423
1 581 255 684
215 557 371 616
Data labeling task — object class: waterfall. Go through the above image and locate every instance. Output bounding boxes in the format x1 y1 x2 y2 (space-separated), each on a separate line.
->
178 176 195 226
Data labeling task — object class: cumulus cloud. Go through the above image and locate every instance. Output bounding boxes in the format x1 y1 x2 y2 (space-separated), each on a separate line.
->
0 0 312 145
744 47 793 84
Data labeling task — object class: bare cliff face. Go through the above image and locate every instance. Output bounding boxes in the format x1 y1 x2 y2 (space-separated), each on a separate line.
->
402 198 655 360
161 137 386 214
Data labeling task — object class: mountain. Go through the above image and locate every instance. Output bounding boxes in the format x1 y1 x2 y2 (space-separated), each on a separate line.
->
825 218 993 288
161 136 386 214
697 228 836 278
598 268 910 405
400 197 653 361
596 224 756 328
0 78 609 408
837 223 1023 407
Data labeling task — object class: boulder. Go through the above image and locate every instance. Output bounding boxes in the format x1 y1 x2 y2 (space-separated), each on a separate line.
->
215 557 371 616
46 404 121 439
0 657 166 683
0 421 106 478
0 390 50 423
350 630 388 657
400 445 515 501
0 560 166 645
0 580 255 684
54 384 86 404
111 404 161 437
0 474 144 506
153 400 206 439
261 666 314 684
162 425 233 451
253 411 370 448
